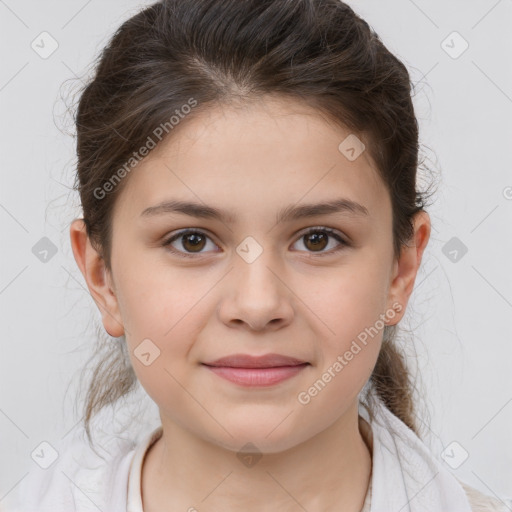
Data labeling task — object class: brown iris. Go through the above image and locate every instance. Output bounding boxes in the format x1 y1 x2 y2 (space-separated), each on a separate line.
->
181 232 207 252
303 231 328 252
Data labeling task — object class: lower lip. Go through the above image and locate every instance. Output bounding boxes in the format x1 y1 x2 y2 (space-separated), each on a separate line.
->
203 364 309 387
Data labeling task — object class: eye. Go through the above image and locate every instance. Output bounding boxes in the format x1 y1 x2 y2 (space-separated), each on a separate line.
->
162 226 350 259
162 229 219 258
291 227 349 256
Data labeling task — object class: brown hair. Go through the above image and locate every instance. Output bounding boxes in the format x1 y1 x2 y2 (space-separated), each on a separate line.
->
71 0 435 446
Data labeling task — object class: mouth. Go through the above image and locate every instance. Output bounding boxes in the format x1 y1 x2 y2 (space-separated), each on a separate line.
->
203 353 309 368
201 353 310 387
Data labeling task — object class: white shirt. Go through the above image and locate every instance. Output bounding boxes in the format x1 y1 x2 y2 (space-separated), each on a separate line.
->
11 407 511 512
126 426 163 512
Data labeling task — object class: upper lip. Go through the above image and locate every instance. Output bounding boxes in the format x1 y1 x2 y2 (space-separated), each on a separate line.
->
203 353 309 368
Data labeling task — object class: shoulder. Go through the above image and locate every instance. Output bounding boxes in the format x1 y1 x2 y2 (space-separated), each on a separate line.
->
12 429 138 512
458 479 512 512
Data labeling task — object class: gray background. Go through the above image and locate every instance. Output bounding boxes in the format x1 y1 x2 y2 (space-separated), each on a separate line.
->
1 0 511 506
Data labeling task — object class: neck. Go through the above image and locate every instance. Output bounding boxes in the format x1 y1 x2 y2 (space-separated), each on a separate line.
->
142 401 373 512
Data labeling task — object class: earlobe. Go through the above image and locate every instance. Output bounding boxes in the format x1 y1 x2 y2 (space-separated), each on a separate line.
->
69 219 125 337
385 211 431 325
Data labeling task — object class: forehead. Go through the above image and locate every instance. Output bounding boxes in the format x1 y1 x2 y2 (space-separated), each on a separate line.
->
114 96 391 225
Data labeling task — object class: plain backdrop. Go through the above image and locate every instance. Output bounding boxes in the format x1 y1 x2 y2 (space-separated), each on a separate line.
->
1 0 511 507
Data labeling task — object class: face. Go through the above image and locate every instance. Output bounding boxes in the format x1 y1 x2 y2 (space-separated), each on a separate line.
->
74 96 429 454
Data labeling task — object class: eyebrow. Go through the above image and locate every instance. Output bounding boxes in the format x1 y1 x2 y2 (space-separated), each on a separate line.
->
140 198 369 224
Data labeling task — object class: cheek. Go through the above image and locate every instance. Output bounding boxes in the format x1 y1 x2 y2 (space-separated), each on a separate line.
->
294 269 387 417
292 254 390 401
301 256 390 347
120 292 207 422
115 250 211 339
111 256 199 379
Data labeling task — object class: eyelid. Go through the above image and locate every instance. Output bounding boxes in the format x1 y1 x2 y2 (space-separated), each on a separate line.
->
296 226 349 244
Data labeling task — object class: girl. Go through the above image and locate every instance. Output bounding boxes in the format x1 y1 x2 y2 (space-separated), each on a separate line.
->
13 0 510 510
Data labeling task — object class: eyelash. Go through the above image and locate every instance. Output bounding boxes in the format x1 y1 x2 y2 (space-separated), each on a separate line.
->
161 227 350 259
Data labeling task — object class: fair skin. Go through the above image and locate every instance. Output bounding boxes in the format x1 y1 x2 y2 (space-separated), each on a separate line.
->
70 96 430 511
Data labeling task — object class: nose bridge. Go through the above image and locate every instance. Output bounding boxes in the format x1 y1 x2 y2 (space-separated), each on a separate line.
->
233 234 283 295
219 234 293 330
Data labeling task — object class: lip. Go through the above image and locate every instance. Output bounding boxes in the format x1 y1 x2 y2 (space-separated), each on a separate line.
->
202 353 310 387
203 364 309 387
203 353 308 368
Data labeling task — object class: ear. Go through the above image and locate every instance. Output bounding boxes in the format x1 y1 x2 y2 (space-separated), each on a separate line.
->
69 219 125 337
385 211 431 325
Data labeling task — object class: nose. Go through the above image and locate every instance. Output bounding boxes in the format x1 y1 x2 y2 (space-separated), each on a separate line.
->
217 249 294 332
